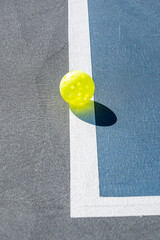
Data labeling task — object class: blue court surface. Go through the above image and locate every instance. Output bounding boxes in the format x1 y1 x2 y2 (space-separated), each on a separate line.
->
88 0 160 197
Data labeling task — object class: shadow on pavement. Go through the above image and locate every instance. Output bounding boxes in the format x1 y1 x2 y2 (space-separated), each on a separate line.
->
70 100 117 127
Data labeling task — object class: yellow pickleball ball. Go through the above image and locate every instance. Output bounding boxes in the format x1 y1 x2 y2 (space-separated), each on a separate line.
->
59 70 95 106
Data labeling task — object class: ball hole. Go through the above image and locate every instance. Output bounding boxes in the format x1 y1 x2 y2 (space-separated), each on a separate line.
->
78 93 81 96
71 85 75 89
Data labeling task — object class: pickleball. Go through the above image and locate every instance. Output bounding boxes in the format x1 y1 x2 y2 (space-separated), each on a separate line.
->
59 70 95 106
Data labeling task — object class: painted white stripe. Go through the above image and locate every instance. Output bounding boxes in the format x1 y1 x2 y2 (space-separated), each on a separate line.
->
69 0 99 217
69 0 160 218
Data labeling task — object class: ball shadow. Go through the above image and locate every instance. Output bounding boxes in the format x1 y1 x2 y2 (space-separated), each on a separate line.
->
70 100 117 127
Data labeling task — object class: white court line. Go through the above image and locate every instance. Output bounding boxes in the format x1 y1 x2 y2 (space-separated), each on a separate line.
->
69 0 160 218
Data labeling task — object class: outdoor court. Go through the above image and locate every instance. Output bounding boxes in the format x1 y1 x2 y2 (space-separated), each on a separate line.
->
1 0 160 239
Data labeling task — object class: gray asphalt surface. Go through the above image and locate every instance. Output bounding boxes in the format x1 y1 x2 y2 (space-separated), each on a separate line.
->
1 0 160 239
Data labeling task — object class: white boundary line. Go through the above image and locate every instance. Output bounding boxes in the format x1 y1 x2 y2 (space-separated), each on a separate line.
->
69 0 160 218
